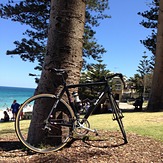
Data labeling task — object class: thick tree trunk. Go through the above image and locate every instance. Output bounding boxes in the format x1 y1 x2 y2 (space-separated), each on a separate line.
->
28 0 86 143
147 0 163 112
39 0 86 92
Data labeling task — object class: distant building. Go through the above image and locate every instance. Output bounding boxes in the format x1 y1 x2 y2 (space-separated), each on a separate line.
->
112 77 123 101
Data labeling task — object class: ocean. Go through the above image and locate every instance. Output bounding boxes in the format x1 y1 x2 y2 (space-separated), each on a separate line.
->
0 86 35 111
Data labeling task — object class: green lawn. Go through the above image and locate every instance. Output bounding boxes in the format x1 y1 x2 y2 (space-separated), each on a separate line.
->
0 121 16 139
88 112 163 142
1 112 163 142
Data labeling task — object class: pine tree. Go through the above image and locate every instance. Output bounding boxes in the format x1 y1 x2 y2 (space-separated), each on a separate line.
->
0 0 109 79
25 0 86 144
137 53 152 77
138 0 159 55
137 53 153 96
79 60 111 100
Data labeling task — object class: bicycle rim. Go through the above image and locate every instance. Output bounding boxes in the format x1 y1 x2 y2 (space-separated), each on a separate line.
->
15 94 74 153
110 95 128 143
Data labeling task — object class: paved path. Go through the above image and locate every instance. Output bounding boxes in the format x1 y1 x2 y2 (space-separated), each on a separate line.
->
119 102 134 109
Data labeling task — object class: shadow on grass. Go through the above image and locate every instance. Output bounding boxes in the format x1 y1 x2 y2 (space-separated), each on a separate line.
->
0 141 24 151
121 108 147 113
0 129 15 135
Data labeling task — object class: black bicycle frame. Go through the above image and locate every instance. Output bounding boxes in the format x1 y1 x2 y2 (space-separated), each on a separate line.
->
57 80 113 120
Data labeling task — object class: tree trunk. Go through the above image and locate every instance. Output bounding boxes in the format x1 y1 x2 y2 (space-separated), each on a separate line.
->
147 0 163 112
28 0 86 143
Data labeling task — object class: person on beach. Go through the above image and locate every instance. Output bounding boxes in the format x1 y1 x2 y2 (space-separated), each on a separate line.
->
11 100 20 119
1 111 9 122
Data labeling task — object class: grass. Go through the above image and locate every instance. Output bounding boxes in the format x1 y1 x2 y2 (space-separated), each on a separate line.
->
0 112 163 142
0 121 16 139
0 121 14 130
88 112 163 142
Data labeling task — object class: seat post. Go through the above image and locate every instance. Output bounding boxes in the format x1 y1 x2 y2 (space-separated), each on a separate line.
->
61 74 66 86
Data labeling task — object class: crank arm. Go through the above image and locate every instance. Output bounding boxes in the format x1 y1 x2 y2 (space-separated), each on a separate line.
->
77 124 98 135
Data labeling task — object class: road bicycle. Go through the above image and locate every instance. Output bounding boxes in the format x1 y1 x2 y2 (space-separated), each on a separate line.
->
15 68 128 153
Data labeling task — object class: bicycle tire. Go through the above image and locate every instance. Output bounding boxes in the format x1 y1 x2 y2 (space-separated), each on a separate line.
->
109 95 128 143
15 94 75 153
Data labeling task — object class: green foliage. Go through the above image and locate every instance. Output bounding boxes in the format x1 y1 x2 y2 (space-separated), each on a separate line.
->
129 74 143 94
137 53 153 77
138 0 159 55
0 0 49 62
79 60 111 99
84 60 110 81
0 0 110 72
129 53 153 94
136 53 153 94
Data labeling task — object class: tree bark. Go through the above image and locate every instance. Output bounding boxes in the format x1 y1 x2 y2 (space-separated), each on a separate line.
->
28 0 86 143
147 0 163 111
39 0 86 92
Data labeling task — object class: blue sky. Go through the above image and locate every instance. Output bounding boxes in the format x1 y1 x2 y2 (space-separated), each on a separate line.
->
0 0 153 88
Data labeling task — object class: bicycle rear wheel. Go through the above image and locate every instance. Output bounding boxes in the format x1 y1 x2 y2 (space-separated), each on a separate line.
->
109 94 128 143
15 94 74 153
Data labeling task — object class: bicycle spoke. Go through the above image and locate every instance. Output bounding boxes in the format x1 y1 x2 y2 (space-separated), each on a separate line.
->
15 94 74 153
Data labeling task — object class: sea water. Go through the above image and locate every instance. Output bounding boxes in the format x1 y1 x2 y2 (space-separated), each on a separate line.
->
0 86 35 111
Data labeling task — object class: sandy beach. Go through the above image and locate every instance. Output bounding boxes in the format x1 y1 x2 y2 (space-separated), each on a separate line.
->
0 110 13 120
0 104 33 120
0 102 133 120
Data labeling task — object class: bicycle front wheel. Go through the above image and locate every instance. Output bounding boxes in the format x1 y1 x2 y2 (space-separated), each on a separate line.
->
15 94 75 153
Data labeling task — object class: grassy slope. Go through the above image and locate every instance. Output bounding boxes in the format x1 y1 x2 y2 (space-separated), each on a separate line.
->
1 112 163 142
88 112 163 142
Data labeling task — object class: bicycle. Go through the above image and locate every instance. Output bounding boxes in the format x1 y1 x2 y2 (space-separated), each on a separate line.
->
15 68 128 153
